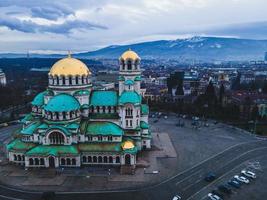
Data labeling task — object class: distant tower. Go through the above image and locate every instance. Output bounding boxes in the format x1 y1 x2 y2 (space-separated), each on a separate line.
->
118 49 141 95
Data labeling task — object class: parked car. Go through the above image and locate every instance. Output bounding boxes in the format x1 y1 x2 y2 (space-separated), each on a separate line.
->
172 195 181 200
205 172 216 182
234 175 249 184
241 170 256 179
164 116 168 119
228 179 241 188
211 190 224 199
218 184 232 194
208 193 222 200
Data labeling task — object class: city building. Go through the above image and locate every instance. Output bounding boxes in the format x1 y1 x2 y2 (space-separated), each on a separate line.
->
0 69 6 86
6 50 151 173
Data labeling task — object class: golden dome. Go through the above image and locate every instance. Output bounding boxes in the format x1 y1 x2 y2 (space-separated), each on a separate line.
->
49 55 91 77
120 49 140 60
122 141 135 150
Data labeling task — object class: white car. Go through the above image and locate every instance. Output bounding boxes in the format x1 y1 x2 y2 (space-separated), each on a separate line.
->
234 175 250 184
172 195 181 200
164 116 168 119
208 193 221 200
241 170 256 179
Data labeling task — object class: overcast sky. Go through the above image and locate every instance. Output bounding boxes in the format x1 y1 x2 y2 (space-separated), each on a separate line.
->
0 0 267 53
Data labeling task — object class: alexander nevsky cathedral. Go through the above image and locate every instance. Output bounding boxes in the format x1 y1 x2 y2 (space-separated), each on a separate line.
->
6 50 151 173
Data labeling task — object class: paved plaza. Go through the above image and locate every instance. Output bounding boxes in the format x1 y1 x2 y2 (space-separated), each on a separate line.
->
0 114 263 194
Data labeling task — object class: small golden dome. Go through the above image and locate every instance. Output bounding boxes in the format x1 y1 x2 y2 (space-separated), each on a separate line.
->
49 55 91 77
122 141 135 150
120 49 140 60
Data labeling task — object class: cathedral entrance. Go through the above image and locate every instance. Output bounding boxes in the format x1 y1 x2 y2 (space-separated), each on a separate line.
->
125 154 131 165
49 156 55 168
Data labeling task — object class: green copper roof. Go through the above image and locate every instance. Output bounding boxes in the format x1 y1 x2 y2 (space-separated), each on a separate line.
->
74 90 90 96
82 121 123 136
119 91 141 105
7 139 36 152
26 145 79 156
21 121 41 135
20 114 34 123
141 104 149 115
140 121 149 129
45 93 80 112
134 76 141 81
66 123 79 129
37 123 49 129
79 143 122 152
90 91 118 106
118 76 125 81
124 79 135 85
31 92 45 106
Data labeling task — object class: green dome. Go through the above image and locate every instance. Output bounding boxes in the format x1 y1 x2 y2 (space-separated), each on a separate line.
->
45 94 80 112
124 79 135 85
119 91 141 105
31 92 45 106
118 76 125 81
134 76 141 81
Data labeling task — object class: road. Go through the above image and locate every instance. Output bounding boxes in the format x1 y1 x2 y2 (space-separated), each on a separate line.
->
0 125 21 143
0 140 266 200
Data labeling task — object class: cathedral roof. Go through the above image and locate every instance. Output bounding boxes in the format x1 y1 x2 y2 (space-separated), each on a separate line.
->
7 138 36 152
45 93 80 112
119 91 142 105
90 91 118 106
31 92 45 106
120 49 140 60
81 121 123 136
124 79 135 85
49 55 91 77
140 121 149 129
26 145 79 156
79 143 122 152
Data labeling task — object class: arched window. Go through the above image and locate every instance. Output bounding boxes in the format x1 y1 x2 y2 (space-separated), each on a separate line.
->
48 131 65 144
126 107 133 117
72 158 76 165
93 156 97 163
108 106 111 113
90 106 94 113
103 106 106 113
88 156 92 163
109 156 113 163
98 156 102 163
62 76 66 85
66 158 71 165
127 60 132 70
75 76 79 85
96 106 100 113
40 158 45 165
69 76 72 85
82 156 87 163
122 60 125 70
56 76 59 85
34 158 39 165
62 112 66 120
14 154 17 161
116 156 120 163
103 156 108 163
18 155 21 161
114 106 117 113
22 155 25 161
61 158 65 165
125 154 131 165
29 158 33 165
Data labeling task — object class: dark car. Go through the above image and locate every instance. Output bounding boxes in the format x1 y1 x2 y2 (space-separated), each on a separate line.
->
153 120 158 123
228 179 241 189
205 172 216 182
218 184 232 194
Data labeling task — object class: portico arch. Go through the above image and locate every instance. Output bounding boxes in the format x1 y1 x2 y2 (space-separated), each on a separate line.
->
47 130 66 145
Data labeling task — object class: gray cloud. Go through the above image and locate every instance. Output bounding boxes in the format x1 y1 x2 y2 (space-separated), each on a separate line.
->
0 17 107 34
